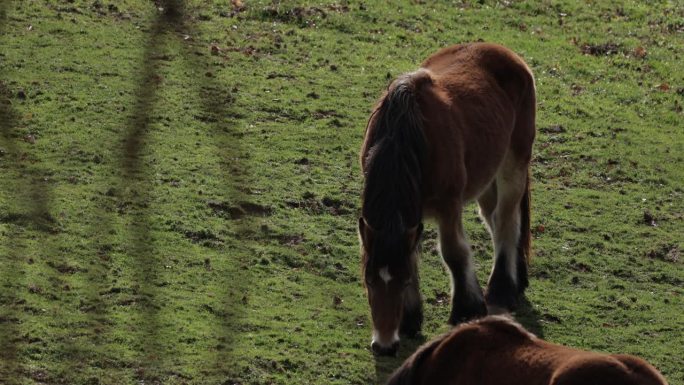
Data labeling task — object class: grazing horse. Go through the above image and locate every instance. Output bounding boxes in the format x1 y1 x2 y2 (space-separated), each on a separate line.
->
385 316 669 385
359 42 535 355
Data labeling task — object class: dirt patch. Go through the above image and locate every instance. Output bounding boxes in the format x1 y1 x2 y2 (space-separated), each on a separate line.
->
285 194 351 216
46 261 84 275
426 291 449 306
208 200 273 219
277 233 305 246
642 210 658 227
541 313 562 323
168 221 223 247
320 196 350 215
539 124 566 134
312 109 342 119
580 42 622 56
569 260 592 272
181 229 222 246
646 244 680 263
258 4 350 26
0 212 59 233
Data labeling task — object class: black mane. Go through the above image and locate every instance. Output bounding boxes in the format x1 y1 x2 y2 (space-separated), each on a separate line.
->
361 75 427 268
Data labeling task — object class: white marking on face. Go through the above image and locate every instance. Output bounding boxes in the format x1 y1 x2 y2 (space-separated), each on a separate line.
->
378 266 392 284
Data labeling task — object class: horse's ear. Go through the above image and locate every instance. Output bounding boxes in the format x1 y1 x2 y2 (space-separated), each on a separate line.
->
358 217 375 249
407 222 423 248
358 217 365 242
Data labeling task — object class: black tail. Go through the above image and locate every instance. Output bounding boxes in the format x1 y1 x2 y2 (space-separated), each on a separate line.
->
516 172 531 292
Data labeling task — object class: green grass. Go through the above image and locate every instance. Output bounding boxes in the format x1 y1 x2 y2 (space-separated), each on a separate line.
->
0 0 682 384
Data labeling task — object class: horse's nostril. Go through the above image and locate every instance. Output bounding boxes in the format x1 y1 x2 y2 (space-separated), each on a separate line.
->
371 340 399 356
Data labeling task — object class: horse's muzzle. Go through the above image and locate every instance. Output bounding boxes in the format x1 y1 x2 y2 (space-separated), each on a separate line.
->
371 340 399 356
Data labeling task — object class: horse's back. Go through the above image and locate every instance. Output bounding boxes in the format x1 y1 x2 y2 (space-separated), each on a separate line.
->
415 43 536 201
422 43 534 105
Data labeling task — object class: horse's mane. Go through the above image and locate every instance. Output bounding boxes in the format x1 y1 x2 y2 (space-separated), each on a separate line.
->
473 315 537 341
361 71 429 267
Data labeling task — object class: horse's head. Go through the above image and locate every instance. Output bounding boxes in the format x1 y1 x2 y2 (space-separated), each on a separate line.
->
359 217 422 356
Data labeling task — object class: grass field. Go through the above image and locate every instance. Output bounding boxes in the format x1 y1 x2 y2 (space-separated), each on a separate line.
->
0 0 682 384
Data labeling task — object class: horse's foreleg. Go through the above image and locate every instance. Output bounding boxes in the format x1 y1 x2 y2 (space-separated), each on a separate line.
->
438 212 487 324
485 163 528 311
400 274 423 337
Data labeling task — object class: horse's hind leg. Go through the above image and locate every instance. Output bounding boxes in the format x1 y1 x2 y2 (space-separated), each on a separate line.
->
478 181 498 233
485 156 529 312
438 208 487 324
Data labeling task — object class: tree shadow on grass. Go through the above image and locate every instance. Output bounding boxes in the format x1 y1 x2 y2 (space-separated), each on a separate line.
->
0 71 23 385
119 0 248 381
171 4 252 379
118 3 182 382
3 1 250 382
0 2 63 383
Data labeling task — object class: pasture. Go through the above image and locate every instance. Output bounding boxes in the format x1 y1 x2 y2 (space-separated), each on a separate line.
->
0 1 682 384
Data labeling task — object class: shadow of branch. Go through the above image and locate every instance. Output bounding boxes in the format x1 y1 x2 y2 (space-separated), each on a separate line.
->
171 2 250 378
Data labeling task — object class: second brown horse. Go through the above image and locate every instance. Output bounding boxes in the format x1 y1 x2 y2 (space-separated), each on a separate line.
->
386 316 668 385
359 43 536 355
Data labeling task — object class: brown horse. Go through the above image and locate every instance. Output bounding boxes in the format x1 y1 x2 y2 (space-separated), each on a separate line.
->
359 42 535 355
386 316 669 385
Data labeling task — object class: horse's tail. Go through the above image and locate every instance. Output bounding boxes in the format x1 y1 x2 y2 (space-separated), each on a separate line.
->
517 172 531 291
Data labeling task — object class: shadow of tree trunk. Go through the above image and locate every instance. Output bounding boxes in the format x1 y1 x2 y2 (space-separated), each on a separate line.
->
118 3 182 382
119 0 249 381
0 62 23 385
0 1 64 383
